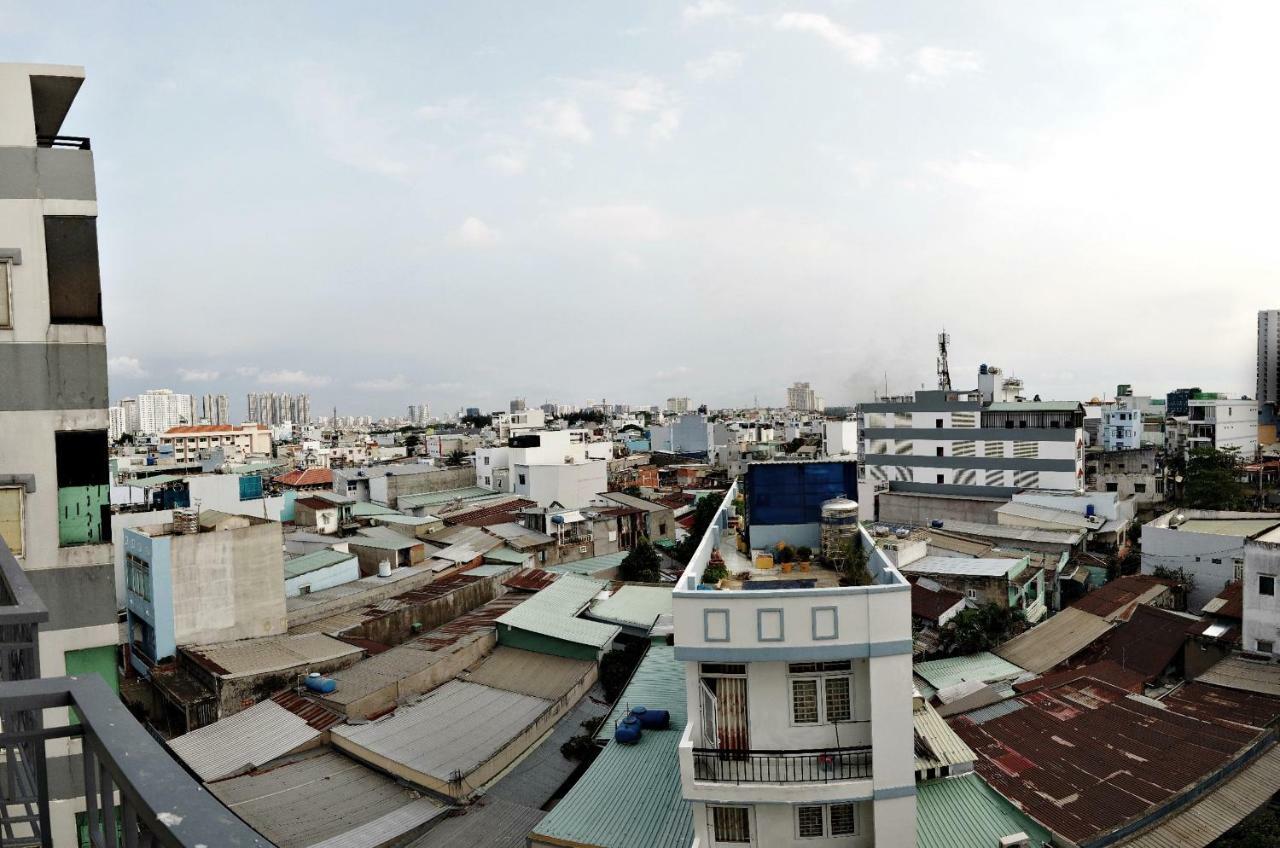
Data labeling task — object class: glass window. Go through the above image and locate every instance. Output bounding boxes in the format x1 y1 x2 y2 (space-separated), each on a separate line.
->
1259 640 1274 654
825 676 852 722
1261 575 1276 597
797 805 824 838
791 679 819 723
710 806 751 843
830 803 857 836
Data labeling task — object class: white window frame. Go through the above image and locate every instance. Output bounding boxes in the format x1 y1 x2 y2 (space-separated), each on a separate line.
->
708 804 752 845
794 803 858 839
787 661 854 726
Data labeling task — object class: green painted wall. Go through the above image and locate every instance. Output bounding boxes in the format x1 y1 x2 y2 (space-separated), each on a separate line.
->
498 625 600 662
65 644 119 725
57 484 109 545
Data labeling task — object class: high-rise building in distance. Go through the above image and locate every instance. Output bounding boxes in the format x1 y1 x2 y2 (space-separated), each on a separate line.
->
200 392 229 425
1258 310 1280 407
786 381 824 412
137 388 194 435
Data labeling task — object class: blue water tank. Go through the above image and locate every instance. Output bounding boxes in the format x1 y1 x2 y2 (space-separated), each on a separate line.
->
1085 504 1096 518
304 674 337 694
630 705 670 730
614 715 642 744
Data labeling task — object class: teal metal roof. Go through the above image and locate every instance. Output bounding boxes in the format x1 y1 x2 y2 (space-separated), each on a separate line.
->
916 774 1052 848
350 501 400 518
913 652 1025 693
347 529 422 551
483 546 528 565
545 550 628 577
497 574 619 649
371 513 437 526
534 644 691 848
283 549 355 579
396 486 496 508
589 586 673 631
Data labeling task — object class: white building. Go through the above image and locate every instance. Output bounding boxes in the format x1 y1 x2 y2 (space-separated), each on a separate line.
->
787 381 824 413
158 424 273 463
1142 510 1280 610
1187 394 1257 457
823 419 859 457
1101 406 1142 451
1259 310 1280 408
108 405 125 442
120 396 140 434
1243 527 1280 656
674 486 916 847
651 413 729 456
667 396 691 414
137 388 194 436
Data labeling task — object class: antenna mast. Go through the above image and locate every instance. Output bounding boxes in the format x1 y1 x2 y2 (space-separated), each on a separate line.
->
937 331 952 391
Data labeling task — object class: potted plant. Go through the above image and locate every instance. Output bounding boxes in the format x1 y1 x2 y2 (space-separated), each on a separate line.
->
796 545 813 572
777 544 796 573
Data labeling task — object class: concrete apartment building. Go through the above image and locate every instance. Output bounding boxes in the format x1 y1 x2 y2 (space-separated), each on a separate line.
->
158 422 272 462
673 486 916 846
857 366 1085 520
199 392 229 425
786 381 824 412
136 388 194 436
1243 527 1280 656
0 62 120 843
1142 510 1280 610
476 428 608 508
123 509 286 676
1187 393 1258 457
1259 309 1280 408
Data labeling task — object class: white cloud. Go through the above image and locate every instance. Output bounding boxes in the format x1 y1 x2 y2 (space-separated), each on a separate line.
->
177 368 220 382
257 369 331 387
910 47 982 82
417 96 473 121
923 153 1019 190
683 0 734 23
108 356 146 378
558 204 672 242
686 50 744 81
529 98 593 143
654 364 692 381
236 366 260 377
650 109 680 141
486 150 526 175
355 374 409 391
566 75 682 142
775 12 882 67
454 216 500 247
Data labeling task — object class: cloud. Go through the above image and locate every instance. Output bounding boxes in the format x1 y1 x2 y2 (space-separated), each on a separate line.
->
529 98 593 143
454 216 500 247
910 47 982 82
775 12 882 67
567 75 682 142
686 50 744 81
257 369 331 387
683 0 734 23
486 150 527 175
654 364 692 381
108 356 146 378
558 204 672 242
355 374 409 391
416 96 474 121
236 366 260 377
923 153 1019 190
177 368 220 382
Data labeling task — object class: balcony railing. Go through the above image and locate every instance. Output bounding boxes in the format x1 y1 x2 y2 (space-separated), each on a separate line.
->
691 745 873 784
35 134 91 150
0 537 272 847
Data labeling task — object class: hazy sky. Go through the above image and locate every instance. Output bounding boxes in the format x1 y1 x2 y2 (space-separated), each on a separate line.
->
7 2 1278 418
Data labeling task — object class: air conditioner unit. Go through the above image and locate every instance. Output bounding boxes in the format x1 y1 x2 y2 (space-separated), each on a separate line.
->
999 834 1032 848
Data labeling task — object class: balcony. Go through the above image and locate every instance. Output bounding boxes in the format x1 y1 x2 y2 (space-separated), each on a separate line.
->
0 538 271 848
692 744 873 784
36 134 91 150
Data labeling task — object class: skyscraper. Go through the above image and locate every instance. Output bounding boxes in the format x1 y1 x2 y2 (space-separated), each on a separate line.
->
786 381 824 412
136 388 194 435
1258 310 1280 407
200 392 229 425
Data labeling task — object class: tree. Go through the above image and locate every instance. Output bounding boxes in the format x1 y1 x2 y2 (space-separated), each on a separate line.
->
835 537 872 586
445 448 467 467
937 603 1025 656
599 640 646 701
623 485 643 497
403 433 421 451
1183 446 1248 509
460 413 492 429
673 495 724 564
619 538 662 582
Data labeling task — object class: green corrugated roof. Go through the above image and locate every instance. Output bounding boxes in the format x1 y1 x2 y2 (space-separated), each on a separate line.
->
370 513 436 526
534 644 691 848
589 586 673 630
483 546 528 565
984 401 1081 412
913 652 1025 693
545 550 628 577
496 574 619 649
283 548 355 579
350 501 400 518
917 774 1052 848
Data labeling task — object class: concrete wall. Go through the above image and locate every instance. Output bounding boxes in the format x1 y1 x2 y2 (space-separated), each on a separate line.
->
876 492 1005 527
170 521 287 645
515 461 608 508
497 623 603 661
369 465 475 508
1142 525 1246 611
1244 540 1280 655
284 556 359 598
342 573 505 645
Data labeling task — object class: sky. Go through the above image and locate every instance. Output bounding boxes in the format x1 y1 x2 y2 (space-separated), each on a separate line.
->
5 1 1279 418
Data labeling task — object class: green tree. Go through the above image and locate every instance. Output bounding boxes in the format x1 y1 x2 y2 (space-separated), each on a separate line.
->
619 538 662 582
835 537 872 586
445 448 467 467
776 544 796 564
599 641 646 701
937 603 1025 656
673 495 723 564
460 413 492 429
796 545 813 562
1184 446 1248 509
403 433 421 451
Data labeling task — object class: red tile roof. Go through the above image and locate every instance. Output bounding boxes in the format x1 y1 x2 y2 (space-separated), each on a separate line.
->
273 468 333 487
163 424 267 434
911 580 966 623
1070 575 1174 621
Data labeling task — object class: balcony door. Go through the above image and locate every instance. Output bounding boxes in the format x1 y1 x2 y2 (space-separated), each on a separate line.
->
699 664 749 751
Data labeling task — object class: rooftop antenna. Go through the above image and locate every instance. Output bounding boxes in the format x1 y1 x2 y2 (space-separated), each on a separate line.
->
937 331 952 391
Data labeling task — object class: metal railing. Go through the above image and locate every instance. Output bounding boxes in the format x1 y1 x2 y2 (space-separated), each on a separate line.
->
35 134 91 150
0 537 272 847
691 745 874 784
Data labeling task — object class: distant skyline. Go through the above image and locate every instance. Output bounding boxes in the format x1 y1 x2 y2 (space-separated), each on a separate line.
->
8 1 1278 415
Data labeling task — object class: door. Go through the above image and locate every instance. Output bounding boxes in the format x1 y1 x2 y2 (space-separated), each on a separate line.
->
699 680 718 748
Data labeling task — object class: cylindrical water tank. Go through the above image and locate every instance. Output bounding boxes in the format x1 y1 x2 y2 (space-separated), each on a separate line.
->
378 559 392 578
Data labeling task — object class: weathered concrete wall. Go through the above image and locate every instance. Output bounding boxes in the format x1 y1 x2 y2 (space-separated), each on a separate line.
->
171 521 287 646
384 466 476 509
344 573 506 645
877 492 1006 526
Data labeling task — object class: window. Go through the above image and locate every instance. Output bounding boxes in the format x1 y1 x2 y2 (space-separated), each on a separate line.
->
0 258 11 329
710 806 751 843
0 486 23 557
1106 482 1118 492
797 805 824 838
966 587 978 600
1259 640 1275 654
125 553 151 600
789 662 853 724
935 418 943 428
44 216 103 324
936 446 945 457
1261 575 1276 596
1236 562 1245 581
518 473 526 485
830 803 857 836
1211 558 1222 565
824 675 851 721
791 678 819 723
1134 483 1147 493
936 474 945 484
701 663 747 675
659 523 668 535
483 456 490 465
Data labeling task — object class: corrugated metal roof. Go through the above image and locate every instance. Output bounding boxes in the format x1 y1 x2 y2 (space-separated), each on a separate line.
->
994 607 1113 673
270 689 345 731
1073 575 1175 621
545 550 629 577
482 546 528 565
916 774 1054 848
1089 604 1196 681
168 700 319 782
466 563 517 577
463 647 595 701
406 796 544 848
497 574 620 649
186 633 363 679
349 527 424 551
903 556 1024 579
588 585 673 630
534 644 691 848
1196 654 1280 697
350 501 401 517
283 548 355 579
914 700 976 774
914 652 1026 693
332 680 553 781
932 520 1086 545
503 568 558 591
996 501 1101 530
1118 743 1280 848
209 749 449 848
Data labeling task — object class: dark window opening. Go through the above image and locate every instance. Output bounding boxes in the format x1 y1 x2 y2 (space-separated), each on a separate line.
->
44 216 103 325
1261 575 1275 597
936 474 944 484
934 418 943 428
936 447 944 457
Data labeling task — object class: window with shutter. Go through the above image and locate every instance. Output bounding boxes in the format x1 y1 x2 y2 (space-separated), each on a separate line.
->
0 487 23 556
